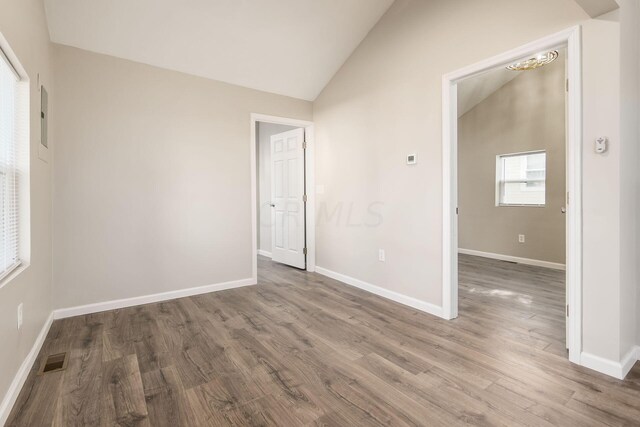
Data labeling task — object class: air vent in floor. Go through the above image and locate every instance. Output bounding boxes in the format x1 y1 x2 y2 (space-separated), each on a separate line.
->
39 352 68 374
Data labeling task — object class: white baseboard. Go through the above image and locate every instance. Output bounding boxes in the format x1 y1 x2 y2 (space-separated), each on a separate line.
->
0 313 54 426
53 278 256 319
459 248 566 271
315 266 443 319
580 346 640 380
621 346 640 378
257 249 272 258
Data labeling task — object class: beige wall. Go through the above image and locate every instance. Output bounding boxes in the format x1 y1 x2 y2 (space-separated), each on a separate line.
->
0 0 54 419
314 0 589 306
256 122 297 254
581 15 622 361
618 0 639 355
458 56 566 264
313 0 631 363
634 1 640 352
52 45 312 309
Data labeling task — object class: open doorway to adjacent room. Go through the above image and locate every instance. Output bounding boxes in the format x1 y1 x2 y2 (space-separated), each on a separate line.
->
458 47 568 352
251 114 316 281
442 28 582 363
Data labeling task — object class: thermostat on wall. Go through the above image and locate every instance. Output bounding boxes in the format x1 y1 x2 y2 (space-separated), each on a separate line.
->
406 154 417 165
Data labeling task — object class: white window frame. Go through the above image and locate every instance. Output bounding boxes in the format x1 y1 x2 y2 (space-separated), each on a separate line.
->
0 32 31 289
495 150 546 207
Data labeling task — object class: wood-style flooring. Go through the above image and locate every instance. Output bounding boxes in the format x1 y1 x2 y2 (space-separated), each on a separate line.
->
6 254 640 426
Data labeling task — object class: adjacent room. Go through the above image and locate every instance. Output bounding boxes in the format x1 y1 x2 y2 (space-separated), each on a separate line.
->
255 118 311 270
1 0 639 426
456 50 569 356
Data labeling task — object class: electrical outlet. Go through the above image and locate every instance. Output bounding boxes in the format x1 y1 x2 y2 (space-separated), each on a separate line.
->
378 249 385 262
518 234 525 243
17 303 23 330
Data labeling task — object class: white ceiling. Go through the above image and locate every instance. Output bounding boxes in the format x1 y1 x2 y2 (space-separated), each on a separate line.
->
43 0 394 101
573 0 619 17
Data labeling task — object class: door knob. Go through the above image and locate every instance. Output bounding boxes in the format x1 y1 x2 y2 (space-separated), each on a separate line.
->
270 203 275 207
561 207 566 213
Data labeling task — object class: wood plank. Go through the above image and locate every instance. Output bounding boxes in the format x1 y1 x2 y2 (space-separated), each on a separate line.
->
101 355 150 426
6 254 640 426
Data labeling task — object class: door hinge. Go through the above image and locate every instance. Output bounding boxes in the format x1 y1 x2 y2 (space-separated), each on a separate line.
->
303 194 308 202
302 141 307 150
566 191 570 205
456 207 459 215
303 248 307 255
566 305 569 317
566 78 569 92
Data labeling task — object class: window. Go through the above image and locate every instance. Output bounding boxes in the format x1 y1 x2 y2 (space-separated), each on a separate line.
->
0 49 21 280
496 151 546 206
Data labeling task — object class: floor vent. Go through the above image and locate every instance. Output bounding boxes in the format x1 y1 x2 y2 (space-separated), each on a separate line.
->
39 353 68 375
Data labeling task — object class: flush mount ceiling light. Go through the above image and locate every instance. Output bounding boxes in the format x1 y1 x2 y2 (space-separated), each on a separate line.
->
506 50 559 71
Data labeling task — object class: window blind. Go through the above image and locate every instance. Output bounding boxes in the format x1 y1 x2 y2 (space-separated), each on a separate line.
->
497 151 546 206
0 50 20 279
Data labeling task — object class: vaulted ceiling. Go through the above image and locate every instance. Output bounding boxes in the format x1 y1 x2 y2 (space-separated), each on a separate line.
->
43 0 394 101
457 69 520 117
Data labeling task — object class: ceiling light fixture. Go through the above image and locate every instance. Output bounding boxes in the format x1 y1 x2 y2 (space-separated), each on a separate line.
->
506 50 559 71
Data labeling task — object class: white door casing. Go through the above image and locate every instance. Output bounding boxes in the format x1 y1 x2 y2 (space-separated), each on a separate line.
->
270 128 306 269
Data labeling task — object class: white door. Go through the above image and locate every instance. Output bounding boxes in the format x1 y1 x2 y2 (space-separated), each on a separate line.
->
270 128 306 269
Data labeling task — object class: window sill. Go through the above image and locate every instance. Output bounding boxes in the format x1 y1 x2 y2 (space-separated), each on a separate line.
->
497 204 546 208
0 261 28 290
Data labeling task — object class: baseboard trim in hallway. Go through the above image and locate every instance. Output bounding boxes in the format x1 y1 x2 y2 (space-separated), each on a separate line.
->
581 346 640 380
0 313 54 427
53 277 256 320
315 266 444 318
458 248 566 270
257 249 272 258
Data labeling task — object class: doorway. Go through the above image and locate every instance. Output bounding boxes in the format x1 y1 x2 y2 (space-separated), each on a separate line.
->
250 114 316 280
441 27 582 364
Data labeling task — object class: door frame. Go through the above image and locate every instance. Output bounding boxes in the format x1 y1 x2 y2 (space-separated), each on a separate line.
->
250 113 316 280
441 26 582 364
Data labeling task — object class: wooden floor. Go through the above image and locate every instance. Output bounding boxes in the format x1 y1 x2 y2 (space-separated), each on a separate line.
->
7 255 640 426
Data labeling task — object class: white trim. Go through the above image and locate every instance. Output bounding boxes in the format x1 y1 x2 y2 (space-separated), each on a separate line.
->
251 113 316 277
53 278 255 319
0 313 53 426
459 248 566 270
622 346 640 378
316 266 443 318
257 249 272 258
565 26 583 366
442 26 583 364
0 263 27 290
581 346 639 380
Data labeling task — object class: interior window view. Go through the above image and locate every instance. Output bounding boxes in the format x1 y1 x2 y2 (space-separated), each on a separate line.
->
1 1 639 426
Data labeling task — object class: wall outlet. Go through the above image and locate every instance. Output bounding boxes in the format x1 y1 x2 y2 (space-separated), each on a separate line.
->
378 249 385 262
518 234 525 243
17 303 23 330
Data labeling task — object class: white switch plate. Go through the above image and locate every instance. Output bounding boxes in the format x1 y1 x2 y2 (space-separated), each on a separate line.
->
378 249 385 262
17 303 23 330
518 234 525 243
